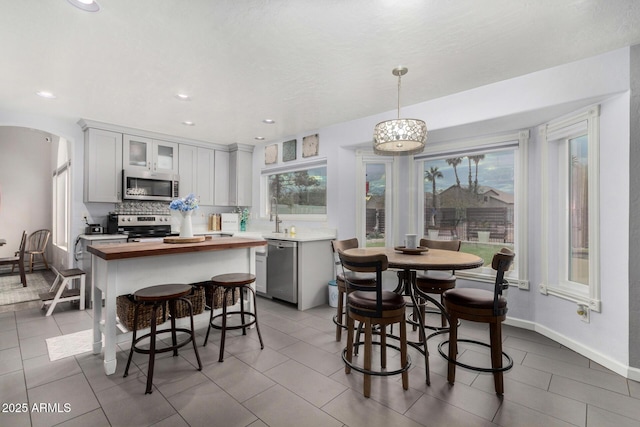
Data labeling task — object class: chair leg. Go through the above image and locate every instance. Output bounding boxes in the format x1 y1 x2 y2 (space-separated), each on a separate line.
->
145 304 159 394
380 324 387 369
185 298 203 370
363 318 372 398
345 314 354 374
45 278 68 316
30 254 34 273
218 289 229 362
18 259 27 288
42 253 49 270
123 303 140 378
490 321 504 395
440 295 447 328
447 314 458 384
400 318 409 390
335 287 344 341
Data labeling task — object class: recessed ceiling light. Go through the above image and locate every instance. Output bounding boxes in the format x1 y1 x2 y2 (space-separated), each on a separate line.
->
182 121 195 126
67 0 100 12
36 91 56 99
255 136 265 141
175 93 191 101
262 119 275 124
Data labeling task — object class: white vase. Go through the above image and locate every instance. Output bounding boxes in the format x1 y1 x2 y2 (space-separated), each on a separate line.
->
180 211 194 238
428 230 439 240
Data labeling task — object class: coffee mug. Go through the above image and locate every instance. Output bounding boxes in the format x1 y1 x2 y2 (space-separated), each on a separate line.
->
405 234 417 249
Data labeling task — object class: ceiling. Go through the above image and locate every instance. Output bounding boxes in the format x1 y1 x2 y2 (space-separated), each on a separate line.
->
2 0 640 146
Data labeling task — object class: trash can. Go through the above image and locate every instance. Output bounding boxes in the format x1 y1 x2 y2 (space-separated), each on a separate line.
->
328 280 339 308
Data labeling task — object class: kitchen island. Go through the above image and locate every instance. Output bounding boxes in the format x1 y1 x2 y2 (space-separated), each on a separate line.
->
88 236 267 375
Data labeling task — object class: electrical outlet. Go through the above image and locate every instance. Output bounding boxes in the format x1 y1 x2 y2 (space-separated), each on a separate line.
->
577 303 590 323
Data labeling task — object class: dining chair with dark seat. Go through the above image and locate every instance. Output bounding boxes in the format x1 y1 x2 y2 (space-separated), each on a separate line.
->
26 229 50 272
331 238 376 341
414 238 461 331
338 250 410 398
0 231 27 287
439 247 515 395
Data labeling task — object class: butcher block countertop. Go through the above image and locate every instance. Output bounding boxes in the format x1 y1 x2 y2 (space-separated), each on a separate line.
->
87 236 267 261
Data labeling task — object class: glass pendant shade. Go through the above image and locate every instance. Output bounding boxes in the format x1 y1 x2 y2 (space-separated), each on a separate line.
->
373 67 427 155
373 118 427 155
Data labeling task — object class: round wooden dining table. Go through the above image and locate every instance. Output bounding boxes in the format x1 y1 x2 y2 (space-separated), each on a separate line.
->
342 246 484 385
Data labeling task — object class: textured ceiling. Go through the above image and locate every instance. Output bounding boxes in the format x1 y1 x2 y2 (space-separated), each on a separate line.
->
1 0 640 145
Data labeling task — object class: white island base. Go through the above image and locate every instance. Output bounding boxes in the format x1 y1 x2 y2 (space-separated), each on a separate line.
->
90 238 264 375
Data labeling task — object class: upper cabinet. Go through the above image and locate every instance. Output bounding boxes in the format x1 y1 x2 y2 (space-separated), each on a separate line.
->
179 144 215 205
123 134 178 175
84 128 123 203
229 144 253 207
214 150 229 206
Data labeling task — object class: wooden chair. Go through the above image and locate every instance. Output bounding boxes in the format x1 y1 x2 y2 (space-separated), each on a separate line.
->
440 248 515 395
338 250 410 398
0 231 27 287
26 229 50 272
330 238 376 341
414 238 461 330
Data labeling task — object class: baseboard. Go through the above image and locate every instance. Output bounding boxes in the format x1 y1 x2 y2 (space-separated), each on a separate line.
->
504 316 640 381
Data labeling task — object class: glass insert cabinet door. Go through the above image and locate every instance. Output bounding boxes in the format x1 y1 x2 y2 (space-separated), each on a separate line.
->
123 135 178 174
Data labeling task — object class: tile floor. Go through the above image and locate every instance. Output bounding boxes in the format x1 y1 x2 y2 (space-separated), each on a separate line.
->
1 297 640 427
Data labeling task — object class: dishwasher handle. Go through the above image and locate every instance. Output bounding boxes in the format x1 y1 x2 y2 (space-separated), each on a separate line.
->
267 240 298 249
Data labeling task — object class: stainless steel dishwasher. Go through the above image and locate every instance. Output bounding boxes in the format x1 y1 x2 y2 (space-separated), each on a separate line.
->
267 240 298 303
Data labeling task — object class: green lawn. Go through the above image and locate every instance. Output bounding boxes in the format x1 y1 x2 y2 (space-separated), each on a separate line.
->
461 242 513 266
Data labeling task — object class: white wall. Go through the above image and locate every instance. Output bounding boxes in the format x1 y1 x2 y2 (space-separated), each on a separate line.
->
0 127 52 259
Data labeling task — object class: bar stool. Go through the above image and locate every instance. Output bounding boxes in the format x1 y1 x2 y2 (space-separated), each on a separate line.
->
39 268 86 316
123 284 203 394
203 273 264 362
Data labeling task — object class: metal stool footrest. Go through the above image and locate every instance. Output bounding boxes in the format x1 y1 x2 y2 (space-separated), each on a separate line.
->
333 312 348 330
210 311 258 331
342 340 411 377
131 328 195 355
437 339 513 373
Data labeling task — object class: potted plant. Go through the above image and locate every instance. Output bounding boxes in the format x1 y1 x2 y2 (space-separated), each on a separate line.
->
477 221 491 243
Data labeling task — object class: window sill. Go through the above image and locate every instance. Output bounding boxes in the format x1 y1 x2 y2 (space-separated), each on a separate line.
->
539 283 601 312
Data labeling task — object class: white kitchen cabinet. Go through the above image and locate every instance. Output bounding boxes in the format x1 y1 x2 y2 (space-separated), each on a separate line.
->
179 144 215 205
229 144 253 206
214 150 229 206
255 250 267 294
123 134 178 174
84 128 123 203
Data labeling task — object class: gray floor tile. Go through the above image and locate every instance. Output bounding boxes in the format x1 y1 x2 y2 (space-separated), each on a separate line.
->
54 408 111 427
0 313 17 333
235 346 290 372
0 346 24 375
95 377 177 426
28 373 100 427
289 326 345 355
167 380 257 427
493 400 578 427
405 393 498 427
549 375 640 421
17 317 61 340
19 334 50 360
257 323 300 350
150 413 190 427
0 328 19 350
322 388 423 427
587 404 640 427
202 356 275 402
0 370 30 427
279 340 345 376
628 378 640 399
524 353 629 394
244 384 342 427
503 335 590 367
76 351 144 394
265 359 347 407
22 354 82 389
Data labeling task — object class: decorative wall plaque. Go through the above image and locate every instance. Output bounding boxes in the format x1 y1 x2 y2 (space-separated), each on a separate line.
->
283 139 297 162
302 134 319 158
265 144 278 164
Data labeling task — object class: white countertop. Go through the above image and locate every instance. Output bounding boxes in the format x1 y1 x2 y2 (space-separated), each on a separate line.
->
79 234 128 241
259 231 336 242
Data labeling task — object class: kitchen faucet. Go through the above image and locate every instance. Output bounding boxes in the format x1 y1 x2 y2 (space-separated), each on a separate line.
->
270 197 282 233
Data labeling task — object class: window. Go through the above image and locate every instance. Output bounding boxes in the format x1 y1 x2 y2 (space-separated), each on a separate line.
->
264 162 327 219
52 138 70 250
541 106 600 311
415 131 528 285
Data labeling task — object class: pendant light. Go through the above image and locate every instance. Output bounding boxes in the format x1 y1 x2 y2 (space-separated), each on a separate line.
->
373 67 427 155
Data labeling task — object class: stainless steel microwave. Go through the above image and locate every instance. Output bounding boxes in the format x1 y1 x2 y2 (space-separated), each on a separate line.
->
122 170 179 202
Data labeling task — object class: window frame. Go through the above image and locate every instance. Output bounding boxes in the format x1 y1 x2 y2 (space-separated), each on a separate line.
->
355 151 397 247
540 106 601 311
414 130 530 289
260 158 328 222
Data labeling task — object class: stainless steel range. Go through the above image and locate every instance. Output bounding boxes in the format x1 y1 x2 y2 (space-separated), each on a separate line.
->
107 213 173 241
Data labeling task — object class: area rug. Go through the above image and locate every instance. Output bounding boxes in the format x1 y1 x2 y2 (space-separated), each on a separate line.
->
0 270 55 306
46 329 102 361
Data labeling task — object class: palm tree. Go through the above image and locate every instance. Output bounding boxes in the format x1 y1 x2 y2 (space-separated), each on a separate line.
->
425 166 443 226
467 157 473 189
446 157 463 186
470 154 485 192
